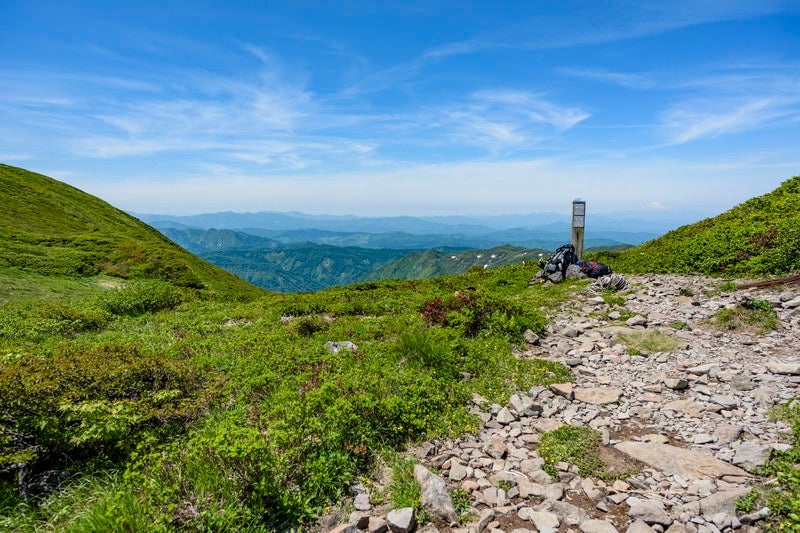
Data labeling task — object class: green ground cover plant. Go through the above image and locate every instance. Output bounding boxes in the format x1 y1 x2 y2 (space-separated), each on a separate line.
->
614 329 681 355
707 298 779 334
589 175 800 277
538 425 605 478
0 262 577 530
741 399 800 531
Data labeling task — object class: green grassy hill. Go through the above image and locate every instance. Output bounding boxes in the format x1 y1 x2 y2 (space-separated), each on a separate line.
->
590 175 800 276
0 164 263 302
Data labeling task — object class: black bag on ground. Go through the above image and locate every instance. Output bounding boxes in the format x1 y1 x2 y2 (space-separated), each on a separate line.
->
538 244 577 282
580 260 612 279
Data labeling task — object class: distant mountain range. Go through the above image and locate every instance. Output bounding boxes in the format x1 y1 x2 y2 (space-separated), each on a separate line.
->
141 209 705 292
161 226 628 292
139 209 703 251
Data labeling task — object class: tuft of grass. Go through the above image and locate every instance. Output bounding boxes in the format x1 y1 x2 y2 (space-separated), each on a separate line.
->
719 281 739 293
602 289 626 307
538 425 605 478
742 399 800 531
386 453 428 523
615 329 681 355
707 299 779 334
450 489 474 522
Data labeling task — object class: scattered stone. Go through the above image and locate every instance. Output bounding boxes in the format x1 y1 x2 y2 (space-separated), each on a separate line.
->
449 461 469 482
664 377 689 390
484 437 508 459
641 434 670 444
330 524 357 533
496 407 516 425
524 329 541 345
358 274 797 533
739 507 771 524
414 464 458 524
693 434 715 445
627 520 657 533
476 508 496 532
767 362 800 375
614 442 748 479
369 516 388 533
626 315 648 327
714 424 742 445
732 441 772 471
686 364 719 377
574 387 623 405
350 512 370 529
551 383 574 400
546 501 590 526
354 493 371 511
528 510 560 533
730 374 755 391
581 519 620 533
324 341 358 354
782 296 800 309
628 498 672 527
386 507 415 533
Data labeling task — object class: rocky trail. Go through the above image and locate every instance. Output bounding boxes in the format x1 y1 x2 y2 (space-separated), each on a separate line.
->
324 274 800 533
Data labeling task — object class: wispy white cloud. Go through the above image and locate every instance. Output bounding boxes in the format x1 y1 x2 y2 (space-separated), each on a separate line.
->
557 67 655 89
659 62 800 144
422 90 589 151
662 97 797 144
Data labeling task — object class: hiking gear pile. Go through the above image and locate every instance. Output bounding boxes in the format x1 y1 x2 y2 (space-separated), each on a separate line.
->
579 260 612 279
537 244 577 283
586 273 630 294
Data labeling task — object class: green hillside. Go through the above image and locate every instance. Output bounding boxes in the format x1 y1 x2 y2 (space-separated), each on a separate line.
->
591 175 800 276
0 164 263 302
362 244 549 281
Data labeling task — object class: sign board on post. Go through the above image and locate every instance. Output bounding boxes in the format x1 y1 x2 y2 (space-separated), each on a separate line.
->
571 199 586 260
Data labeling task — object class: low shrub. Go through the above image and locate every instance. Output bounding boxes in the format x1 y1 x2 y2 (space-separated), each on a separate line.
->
0 300 109 340
539 425 604 477
707 299 779 333
95 281 184 316
0 342 223 474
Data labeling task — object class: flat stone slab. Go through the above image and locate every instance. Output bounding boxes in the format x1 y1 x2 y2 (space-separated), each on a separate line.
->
767 362 800 375
614 441 748 480
574 387 623 405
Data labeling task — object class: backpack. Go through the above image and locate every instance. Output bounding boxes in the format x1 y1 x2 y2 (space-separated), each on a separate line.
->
538 244 577 282
580 260 612 279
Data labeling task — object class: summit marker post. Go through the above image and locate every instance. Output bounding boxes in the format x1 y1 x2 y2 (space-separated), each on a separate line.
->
571 199 586 260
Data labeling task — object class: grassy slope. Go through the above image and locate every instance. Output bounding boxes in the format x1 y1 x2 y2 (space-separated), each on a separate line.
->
589 175 800 276
0 260 577 531
0 164 263 302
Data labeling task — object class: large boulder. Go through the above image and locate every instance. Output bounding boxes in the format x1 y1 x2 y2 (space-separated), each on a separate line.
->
414 464 458 525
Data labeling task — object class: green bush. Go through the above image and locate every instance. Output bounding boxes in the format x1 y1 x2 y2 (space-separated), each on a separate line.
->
0 300 109 340
707 299 779 333
0 342 222 472
95 281 184 316
539 425 604 478
748 399 800 530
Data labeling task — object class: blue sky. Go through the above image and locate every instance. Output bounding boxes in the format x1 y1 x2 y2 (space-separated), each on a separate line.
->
1 1 799 217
